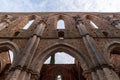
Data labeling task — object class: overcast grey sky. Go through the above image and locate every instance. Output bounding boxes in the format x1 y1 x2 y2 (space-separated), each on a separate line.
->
1 0 120 64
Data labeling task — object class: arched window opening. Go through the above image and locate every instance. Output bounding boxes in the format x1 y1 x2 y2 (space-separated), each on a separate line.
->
57 20 65 29
23 20 34 29
110 47 120 77
44 56 51 64
90 20 99 29
8 50 13 63
44 52 75 64
0 50 13 64
56 75 62 80
0 49 13 74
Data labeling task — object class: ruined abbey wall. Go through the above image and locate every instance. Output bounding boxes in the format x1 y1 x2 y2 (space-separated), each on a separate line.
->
0 12 119 80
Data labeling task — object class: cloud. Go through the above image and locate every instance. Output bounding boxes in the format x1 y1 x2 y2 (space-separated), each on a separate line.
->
51 0 120 12
95 0 120 12
0 0 47 12
0 0 120 12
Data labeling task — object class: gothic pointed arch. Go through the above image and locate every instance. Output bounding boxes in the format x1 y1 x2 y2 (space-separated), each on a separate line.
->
104 41 120 77
104 41 120 58
0 41 19 57
30 42 93 74
0 41 20 75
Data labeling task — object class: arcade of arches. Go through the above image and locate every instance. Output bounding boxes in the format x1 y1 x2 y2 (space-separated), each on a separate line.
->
0 12 119 80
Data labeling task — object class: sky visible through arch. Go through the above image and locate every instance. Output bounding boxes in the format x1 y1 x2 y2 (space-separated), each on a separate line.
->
0 0 120 64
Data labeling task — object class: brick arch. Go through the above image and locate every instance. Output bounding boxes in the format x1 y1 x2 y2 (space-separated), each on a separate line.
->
0 41 20 57
0 41 20 73
104 41 120 58
104 41 120 77
31 42 93 74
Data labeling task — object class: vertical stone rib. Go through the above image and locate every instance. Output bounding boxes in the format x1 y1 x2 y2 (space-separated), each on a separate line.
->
76 18 120 80
77 23 99 66
86 35 105 64
91 72 99 80
25 73 31 80
25 38 40 66
18 71 27 80
9 69 21 80
9 35 37 80
96 70 107 80
9 21 46 80
77 21 107 65
18 35 37 66
103 68 120 80
18 22 46 80
25 22 46 68
82 37 98 66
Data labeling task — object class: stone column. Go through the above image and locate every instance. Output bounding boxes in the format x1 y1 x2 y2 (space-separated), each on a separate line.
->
83 70 92 80
75 16 120 80
7 20 46 80
103 68 120 80
91 72 99 80
77 23 106 65
24 22 46 80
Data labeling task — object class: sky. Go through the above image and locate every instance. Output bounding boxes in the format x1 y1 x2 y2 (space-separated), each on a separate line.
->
1 0 120 64
0 0 120 12
44 52 75 64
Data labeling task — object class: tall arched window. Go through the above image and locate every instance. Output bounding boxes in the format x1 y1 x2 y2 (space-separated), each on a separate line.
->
23 20 34 29
90 20 99 29
57 20 65 29
8 50 13 63
0 49 14 74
